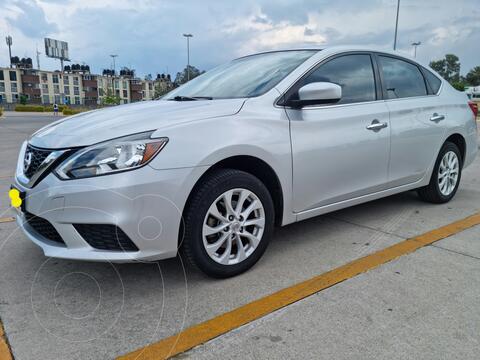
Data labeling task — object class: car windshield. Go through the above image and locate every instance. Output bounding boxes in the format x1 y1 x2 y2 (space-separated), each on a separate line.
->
164 50 318 100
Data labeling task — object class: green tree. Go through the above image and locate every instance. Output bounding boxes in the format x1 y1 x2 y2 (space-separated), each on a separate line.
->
465 66 480 86
19 94 28 105
430 54 460 83
429 54 461 83
174 65 204 85
101 87 120 105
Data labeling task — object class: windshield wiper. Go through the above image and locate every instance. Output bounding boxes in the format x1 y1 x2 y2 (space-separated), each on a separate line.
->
169 96 213 101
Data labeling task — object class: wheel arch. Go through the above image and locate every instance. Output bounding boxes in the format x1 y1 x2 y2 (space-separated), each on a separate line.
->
181 155 285 238
445 133 466 165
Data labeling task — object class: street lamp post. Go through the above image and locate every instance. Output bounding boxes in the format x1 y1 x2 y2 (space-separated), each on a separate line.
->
411 41 421 58
5 36 12 68
110 54 118 98
393 0 400 50
183 33 193 82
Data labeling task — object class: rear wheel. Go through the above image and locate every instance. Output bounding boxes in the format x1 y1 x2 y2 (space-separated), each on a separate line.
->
181 169 274 278
417 142 462 203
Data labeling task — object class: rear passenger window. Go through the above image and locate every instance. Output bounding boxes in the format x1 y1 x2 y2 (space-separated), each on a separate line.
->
423 69 442 94
299 54 376 105
378 56 427 99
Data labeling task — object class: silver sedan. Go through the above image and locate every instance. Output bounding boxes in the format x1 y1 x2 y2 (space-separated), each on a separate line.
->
13 46 478 277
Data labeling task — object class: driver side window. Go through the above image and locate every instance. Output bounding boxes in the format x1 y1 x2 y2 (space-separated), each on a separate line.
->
295 54 377 105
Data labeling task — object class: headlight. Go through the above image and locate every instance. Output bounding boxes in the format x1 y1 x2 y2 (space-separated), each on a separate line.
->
55 132 168 180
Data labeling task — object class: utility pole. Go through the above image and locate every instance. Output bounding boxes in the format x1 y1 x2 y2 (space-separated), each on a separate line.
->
5 36 12 68
183 34 193 81
411 41 421 58
393 0 400 50
36 45 41 69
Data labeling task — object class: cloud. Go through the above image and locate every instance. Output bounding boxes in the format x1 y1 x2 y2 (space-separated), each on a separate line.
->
0 0 479 77
6 0 58 38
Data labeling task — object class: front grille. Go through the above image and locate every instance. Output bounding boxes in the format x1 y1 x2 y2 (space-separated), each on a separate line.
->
24 145 53 178
25 212 65 244
73 224 139 252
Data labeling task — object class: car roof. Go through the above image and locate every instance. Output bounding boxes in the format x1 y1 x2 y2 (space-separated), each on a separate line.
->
239 45 423 65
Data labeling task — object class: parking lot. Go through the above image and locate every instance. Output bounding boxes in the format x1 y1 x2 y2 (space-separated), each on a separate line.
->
0 112 479 360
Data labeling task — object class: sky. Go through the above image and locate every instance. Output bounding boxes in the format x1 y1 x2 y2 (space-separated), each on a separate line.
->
0 0 479 78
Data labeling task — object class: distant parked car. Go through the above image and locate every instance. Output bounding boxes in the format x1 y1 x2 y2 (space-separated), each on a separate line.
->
12 47 478 277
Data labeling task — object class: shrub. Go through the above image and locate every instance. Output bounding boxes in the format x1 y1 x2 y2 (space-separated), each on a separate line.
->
15 105 45 112
62 107 87 116
0 107 3 117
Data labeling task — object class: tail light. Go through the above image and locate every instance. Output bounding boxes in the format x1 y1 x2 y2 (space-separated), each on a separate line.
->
468 101 478 118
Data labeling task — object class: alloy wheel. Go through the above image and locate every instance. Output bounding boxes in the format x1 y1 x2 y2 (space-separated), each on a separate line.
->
438 151 459 196
202 188 265 265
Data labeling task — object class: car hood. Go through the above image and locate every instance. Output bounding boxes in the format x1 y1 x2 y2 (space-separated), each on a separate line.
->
29 98 246 148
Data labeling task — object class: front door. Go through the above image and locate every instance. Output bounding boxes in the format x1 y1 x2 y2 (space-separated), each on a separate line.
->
286 53 391 213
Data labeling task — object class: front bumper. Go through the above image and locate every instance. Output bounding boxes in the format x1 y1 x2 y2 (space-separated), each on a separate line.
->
14 163 208 262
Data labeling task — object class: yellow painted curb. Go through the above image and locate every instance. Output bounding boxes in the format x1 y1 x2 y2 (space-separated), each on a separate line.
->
118 211 480 360
0 218 15 224
0 321 13 360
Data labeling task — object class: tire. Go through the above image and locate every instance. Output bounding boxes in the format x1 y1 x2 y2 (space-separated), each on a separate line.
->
417 141 462 204
181 169 275 278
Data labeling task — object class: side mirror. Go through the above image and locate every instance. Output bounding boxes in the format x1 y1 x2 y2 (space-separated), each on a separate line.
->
288 82 342 108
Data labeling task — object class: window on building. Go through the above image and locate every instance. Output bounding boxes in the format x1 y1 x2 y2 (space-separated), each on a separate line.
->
123 81 127 89
9 71 17 81
52 74 59 84
64 76 69 85
54 95 61 104
54 84 60 94
73 77 79 86
41 73 48 82
42 84 49 92
115 80 119 89
42 95 49 104
75 96 81 105
74 87 80 95
65 96 71 104
11 82 17 93
149 83 153 90
98 88 104 96
123 90 128 98
0 71 4 81
378 56 427 99
0 82 4 92
12 94 19 102
64 86 70 95
296 54 376 105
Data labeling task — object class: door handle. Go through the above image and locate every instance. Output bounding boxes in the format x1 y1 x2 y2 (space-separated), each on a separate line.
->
366 120 388 132
430 113 445 122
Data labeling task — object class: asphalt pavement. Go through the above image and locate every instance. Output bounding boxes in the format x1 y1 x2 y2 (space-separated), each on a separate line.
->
0 112 479 360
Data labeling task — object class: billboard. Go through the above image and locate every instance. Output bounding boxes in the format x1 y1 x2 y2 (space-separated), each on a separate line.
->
44 38 69 60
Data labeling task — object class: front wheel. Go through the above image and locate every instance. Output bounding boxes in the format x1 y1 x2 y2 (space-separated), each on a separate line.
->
417 141 462 203
181 169 274 278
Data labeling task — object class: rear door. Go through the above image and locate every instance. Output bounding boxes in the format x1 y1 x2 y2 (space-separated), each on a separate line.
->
286 53 391 213
376 55 446 187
